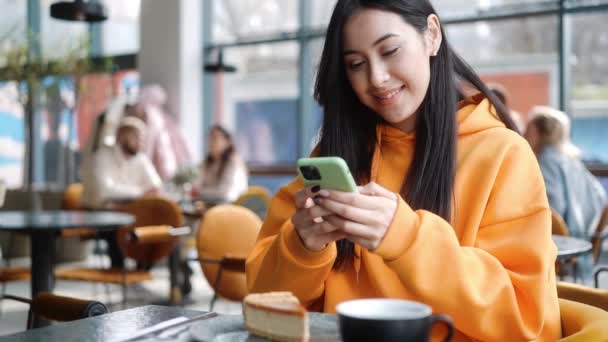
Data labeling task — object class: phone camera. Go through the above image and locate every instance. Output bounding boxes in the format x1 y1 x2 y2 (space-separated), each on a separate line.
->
300 166 322 180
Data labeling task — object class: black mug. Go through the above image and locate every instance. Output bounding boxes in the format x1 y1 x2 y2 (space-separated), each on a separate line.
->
336 299 454 342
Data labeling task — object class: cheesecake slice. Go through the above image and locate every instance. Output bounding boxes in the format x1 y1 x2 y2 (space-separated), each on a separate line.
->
243 292 310 342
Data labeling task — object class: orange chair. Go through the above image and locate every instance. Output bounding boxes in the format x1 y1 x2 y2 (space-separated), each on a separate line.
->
196 204 262 310
552 209 570 236
591 207 608 263
552 210 580 281
60 183 96 239
56 197 186 306
234 186 272 219
559 298 608 341
558 282 608 341
557 281 608 311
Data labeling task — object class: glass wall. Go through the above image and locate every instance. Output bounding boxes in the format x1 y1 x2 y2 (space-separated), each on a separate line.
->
41 0 89 60
447 16 559 126
212 42 300 167
569 12 608 163
0 0 26 188
99 0 140 55
212 0 299 43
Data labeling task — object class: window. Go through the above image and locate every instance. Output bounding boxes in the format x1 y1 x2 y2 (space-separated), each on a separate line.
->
0 81 25 188
212 42 300 166
447 16 558 124
310 0 337 28
569 12 608 163
0 0 26 66
41 0 89 60
0 0 26 188
99 0 140 55
212 0 299 43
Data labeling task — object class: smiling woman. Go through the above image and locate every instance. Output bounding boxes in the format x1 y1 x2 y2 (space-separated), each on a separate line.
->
246 0 561 341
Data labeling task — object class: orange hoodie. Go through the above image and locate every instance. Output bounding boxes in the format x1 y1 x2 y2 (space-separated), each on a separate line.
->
246 95 561 341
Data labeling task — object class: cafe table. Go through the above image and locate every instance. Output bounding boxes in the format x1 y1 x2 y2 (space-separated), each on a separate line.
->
0 305 342 342
0 305 203 342
0 210 134 327
552 234 593 261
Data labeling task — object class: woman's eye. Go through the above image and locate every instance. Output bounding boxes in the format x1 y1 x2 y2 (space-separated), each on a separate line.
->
382 47 400 57
348 61 365 70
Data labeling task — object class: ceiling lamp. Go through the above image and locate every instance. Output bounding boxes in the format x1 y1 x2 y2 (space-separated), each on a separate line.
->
50 0 108 23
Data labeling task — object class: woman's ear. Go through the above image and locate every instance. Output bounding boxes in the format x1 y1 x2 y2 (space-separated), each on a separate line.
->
426 14 443 56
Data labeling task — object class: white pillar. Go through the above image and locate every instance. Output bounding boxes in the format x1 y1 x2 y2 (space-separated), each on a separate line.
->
139 0 203 162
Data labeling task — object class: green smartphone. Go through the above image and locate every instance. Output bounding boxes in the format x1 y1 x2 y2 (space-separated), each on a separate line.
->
297 157 358 192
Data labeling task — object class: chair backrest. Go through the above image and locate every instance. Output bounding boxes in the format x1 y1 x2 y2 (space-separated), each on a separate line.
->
552 209 570 236
592 206 608 262
32 292 107 323
233 186 272 219
62 183 84 210
559 298 608 341
557 281 608 311
197 204 262 301
117 197 184 266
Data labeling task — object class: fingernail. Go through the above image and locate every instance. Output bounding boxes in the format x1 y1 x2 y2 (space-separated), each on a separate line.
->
313 197 322 205
311 185 320 193
319 190 330 197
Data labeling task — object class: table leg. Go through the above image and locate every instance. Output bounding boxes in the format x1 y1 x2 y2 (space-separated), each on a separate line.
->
169 242 183 305
30 231 56 328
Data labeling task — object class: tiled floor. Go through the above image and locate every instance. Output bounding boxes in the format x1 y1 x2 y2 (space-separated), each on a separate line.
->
1 241 607 337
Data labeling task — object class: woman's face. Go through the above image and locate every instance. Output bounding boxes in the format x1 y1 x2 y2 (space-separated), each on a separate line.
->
342 9 439 133
208 128 230 158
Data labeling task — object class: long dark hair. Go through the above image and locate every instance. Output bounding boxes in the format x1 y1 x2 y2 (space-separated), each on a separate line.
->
314 0 518 270
205 125 235 178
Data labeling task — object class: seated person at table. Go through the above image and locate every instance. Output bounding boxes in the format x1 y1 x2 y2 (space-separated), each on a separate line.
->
525 106 607 282
82 116 162 208
525 106 607 239
82 116 162 267
194 125 248 203
246 1 560 341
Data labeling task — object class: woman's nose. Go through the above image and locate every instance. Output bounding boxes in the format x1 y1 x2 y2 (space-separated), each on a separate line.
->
369 62 390 87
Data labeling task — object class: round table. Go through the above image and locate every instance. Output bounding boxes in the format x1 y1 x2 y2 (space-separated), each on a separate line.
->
0 210 134 327
552 235 592 261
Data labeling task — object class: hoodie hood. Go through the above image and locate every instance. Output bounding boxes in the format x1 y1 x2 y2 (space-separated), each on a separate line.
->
456 93 505 136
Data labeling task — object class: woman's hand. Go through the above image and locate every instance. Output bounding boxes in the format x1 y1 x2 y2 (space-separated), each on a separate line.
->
316 182 397 251
291 186 346 252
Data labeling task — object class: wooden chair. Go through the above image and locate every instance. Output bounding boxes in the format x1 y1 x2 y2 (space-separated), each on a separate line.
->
552 210 580 281
196 204 262 310
60 183 97 239
557 281 608 311
558 282 608 340
56 197 187 306
233 186 272 219
591 207 608 263
559 298 608 341
2 292 107 329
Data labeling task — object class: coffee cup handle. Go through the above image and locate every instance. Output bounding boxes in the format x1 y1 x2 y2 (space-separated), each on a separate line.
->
428 314 454 342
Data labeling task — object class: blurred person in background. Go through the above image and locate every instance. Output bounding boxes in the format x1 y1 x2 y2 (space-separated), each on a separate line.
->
135 84 192 181
194 125 248 203
488 83 525 133
81 115 161 267
525 106 607 282
525 106 607 239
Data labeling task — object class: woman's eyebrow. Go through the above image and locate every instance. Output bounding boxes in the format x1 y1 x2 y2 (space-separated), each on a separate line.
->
343 33 399 56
